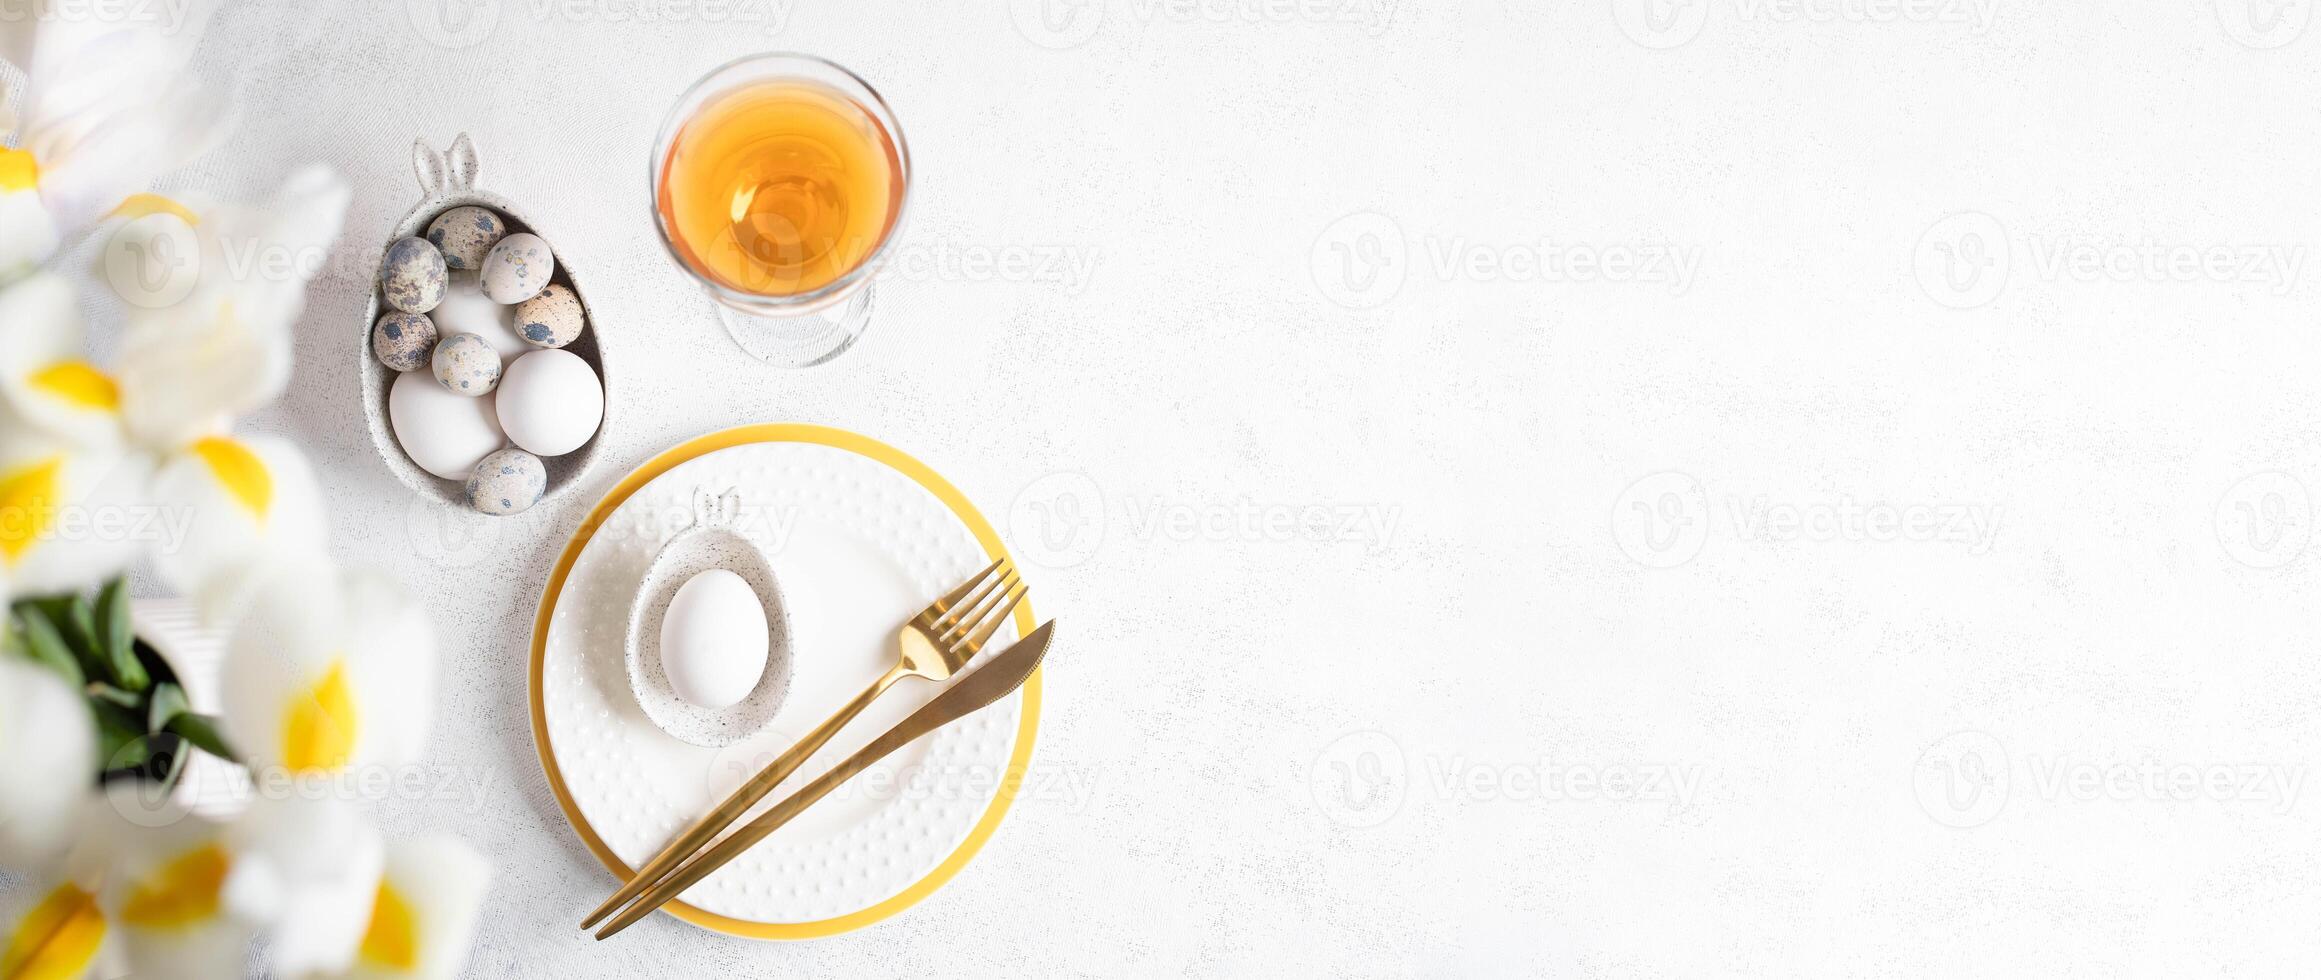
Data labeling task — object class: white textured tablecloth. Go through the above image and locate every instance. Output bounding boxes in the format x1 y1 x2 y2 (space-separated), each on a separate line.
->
51 0 2321 974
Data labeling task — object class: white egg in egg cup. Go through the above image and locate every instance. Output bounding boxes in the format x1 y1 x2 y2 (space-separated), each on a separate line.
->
624 486 795 747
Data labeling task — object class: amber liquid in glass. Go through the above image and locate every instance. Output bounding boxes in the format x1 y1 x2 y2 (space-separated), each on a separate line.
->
657 80 902 297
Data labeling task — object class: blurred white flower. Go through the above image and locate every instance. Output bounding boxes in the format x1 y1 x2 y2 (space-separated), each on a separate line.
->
333 836 490 980
0 875 115 980
0 148 61 284
1 177 347 608
0 420 151 600
0 271 148 598
0 0 228 277
0 656 96 870
219 564 437 779
0 271 122 451
2 15 482 980
222 795 385 979
112 169 351 449
62 787 254 980
146 433 327 621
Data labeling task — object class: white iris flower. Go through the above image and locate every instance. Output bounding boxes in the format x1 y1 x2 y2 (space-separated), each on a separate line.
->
219 564 438 781
0 0 228 282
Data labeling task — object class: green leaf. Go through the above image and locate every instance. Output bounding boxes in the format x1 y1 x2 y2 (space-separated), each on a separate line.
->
14 606 86 689
87 683 142 710
63 595 97 652
155 733 191 789
148 682 190 732
165 713 237 763
91 700 150 772
55 596 102 679
73 590 146 693
96 577 134 674
24 597 73 634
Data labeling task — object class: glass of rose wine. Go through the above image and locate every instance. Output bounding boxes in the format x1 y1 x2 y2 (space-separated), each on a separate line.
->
652 53 910 367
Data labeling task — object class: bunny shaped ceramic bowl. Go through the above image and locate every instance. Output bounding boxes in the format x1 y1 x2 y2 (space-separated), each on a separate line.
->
624 487 795 747
359 133 612 513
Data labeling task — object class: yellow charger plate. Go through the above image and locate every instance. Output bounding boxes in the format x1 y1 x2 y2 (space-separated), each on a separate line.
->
528 423 1041 939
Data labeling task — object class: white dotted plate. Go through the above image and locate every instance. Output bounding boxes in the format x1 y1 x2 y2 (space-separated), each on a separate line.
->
536 433 1030 933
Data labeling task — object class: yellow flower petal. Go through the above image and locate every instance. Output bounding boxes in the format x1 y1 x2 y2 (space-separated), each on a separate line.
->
283 660 358 774
0 457 63 564
0 149 36 194
1 883 105 980
109 193 199 226
191 436 271 522
358 882 418 971
26 362 121 412
120 844 231 929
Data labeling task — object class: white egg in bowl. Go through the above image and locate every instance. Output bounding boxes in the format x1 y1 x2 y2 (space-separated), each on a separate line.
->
360 133 611 515
624 488 793 747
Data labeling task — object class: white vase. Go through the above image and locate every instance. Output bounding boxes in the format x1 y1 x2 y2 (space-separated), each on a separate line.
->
129 598 250 818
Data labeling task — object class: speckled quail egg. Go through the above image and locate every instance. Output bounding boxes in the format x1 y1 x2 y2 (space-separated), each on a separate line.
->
513 283 585 348
480 233 554 304
464 447 546 516
371 311 439 372
424 206 506 271
378 236 448 314
432 332 501 395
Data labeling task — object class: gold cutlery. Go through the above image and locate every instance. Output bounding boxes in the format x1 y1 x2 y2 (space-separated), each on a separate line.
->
581 557 1029 931
592 619 1057 938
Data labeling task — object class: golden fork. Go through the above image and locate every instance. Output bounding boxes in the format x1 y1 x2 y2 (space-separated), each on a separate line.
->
593 619 1056 939
580 557 1028 930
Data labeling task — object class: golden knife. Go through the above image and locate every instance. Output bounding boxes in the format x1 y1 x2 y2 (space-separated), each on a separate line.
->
593 620 1056 939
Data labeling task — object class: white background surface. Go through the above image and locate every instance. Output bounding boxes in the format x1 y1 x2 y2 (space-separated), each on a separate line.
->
72 0 2321 974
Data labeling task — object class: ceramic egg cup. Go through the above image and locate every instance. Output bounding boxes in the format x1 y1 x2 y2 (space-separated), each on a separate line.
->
624 487 794 748
360 133 612 514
